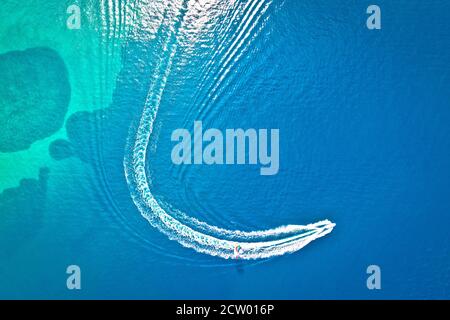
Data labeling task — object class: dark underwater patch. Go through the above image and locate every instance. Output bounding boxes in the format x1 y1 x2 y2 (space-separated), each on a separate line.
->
49 139 74 160
0 47 70 152
0 168 49 258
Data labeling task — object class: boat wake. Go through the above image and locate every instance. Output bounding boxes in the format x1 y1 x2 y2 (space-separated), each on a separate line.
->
124 0 335 260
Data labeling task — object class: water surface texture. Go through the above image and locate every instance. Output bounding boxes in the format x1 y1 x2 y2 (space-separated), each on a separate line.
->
0 0 450 299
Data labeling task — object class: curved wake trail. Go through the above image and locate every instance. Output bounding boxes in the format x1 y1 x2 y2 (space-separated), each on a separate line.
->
124 0 335 260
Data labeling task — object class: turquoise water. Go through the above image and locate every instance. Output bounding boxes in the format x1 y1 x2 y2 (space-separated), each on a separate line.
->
1 0 450 298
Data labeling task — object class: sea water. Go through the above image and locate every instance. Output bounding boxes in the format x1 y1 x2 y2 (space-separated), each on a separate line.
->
0 0 449 299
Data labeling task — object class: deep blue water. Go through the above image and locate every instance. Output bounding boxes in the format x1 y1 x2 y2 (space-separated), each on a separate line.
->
1 0 450 298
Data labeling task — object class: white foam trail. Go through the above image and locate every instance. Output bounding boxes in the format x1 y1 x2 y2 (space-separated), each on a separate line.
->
124 0 335 260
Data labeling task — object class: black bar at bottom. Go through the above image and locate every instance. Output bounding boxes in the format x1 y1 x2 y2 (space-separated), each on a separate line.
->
0 300 447 318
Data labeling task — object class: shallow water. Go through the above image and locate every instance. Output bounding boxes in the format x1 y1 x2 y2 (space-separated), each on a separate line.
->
0 0 450 298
